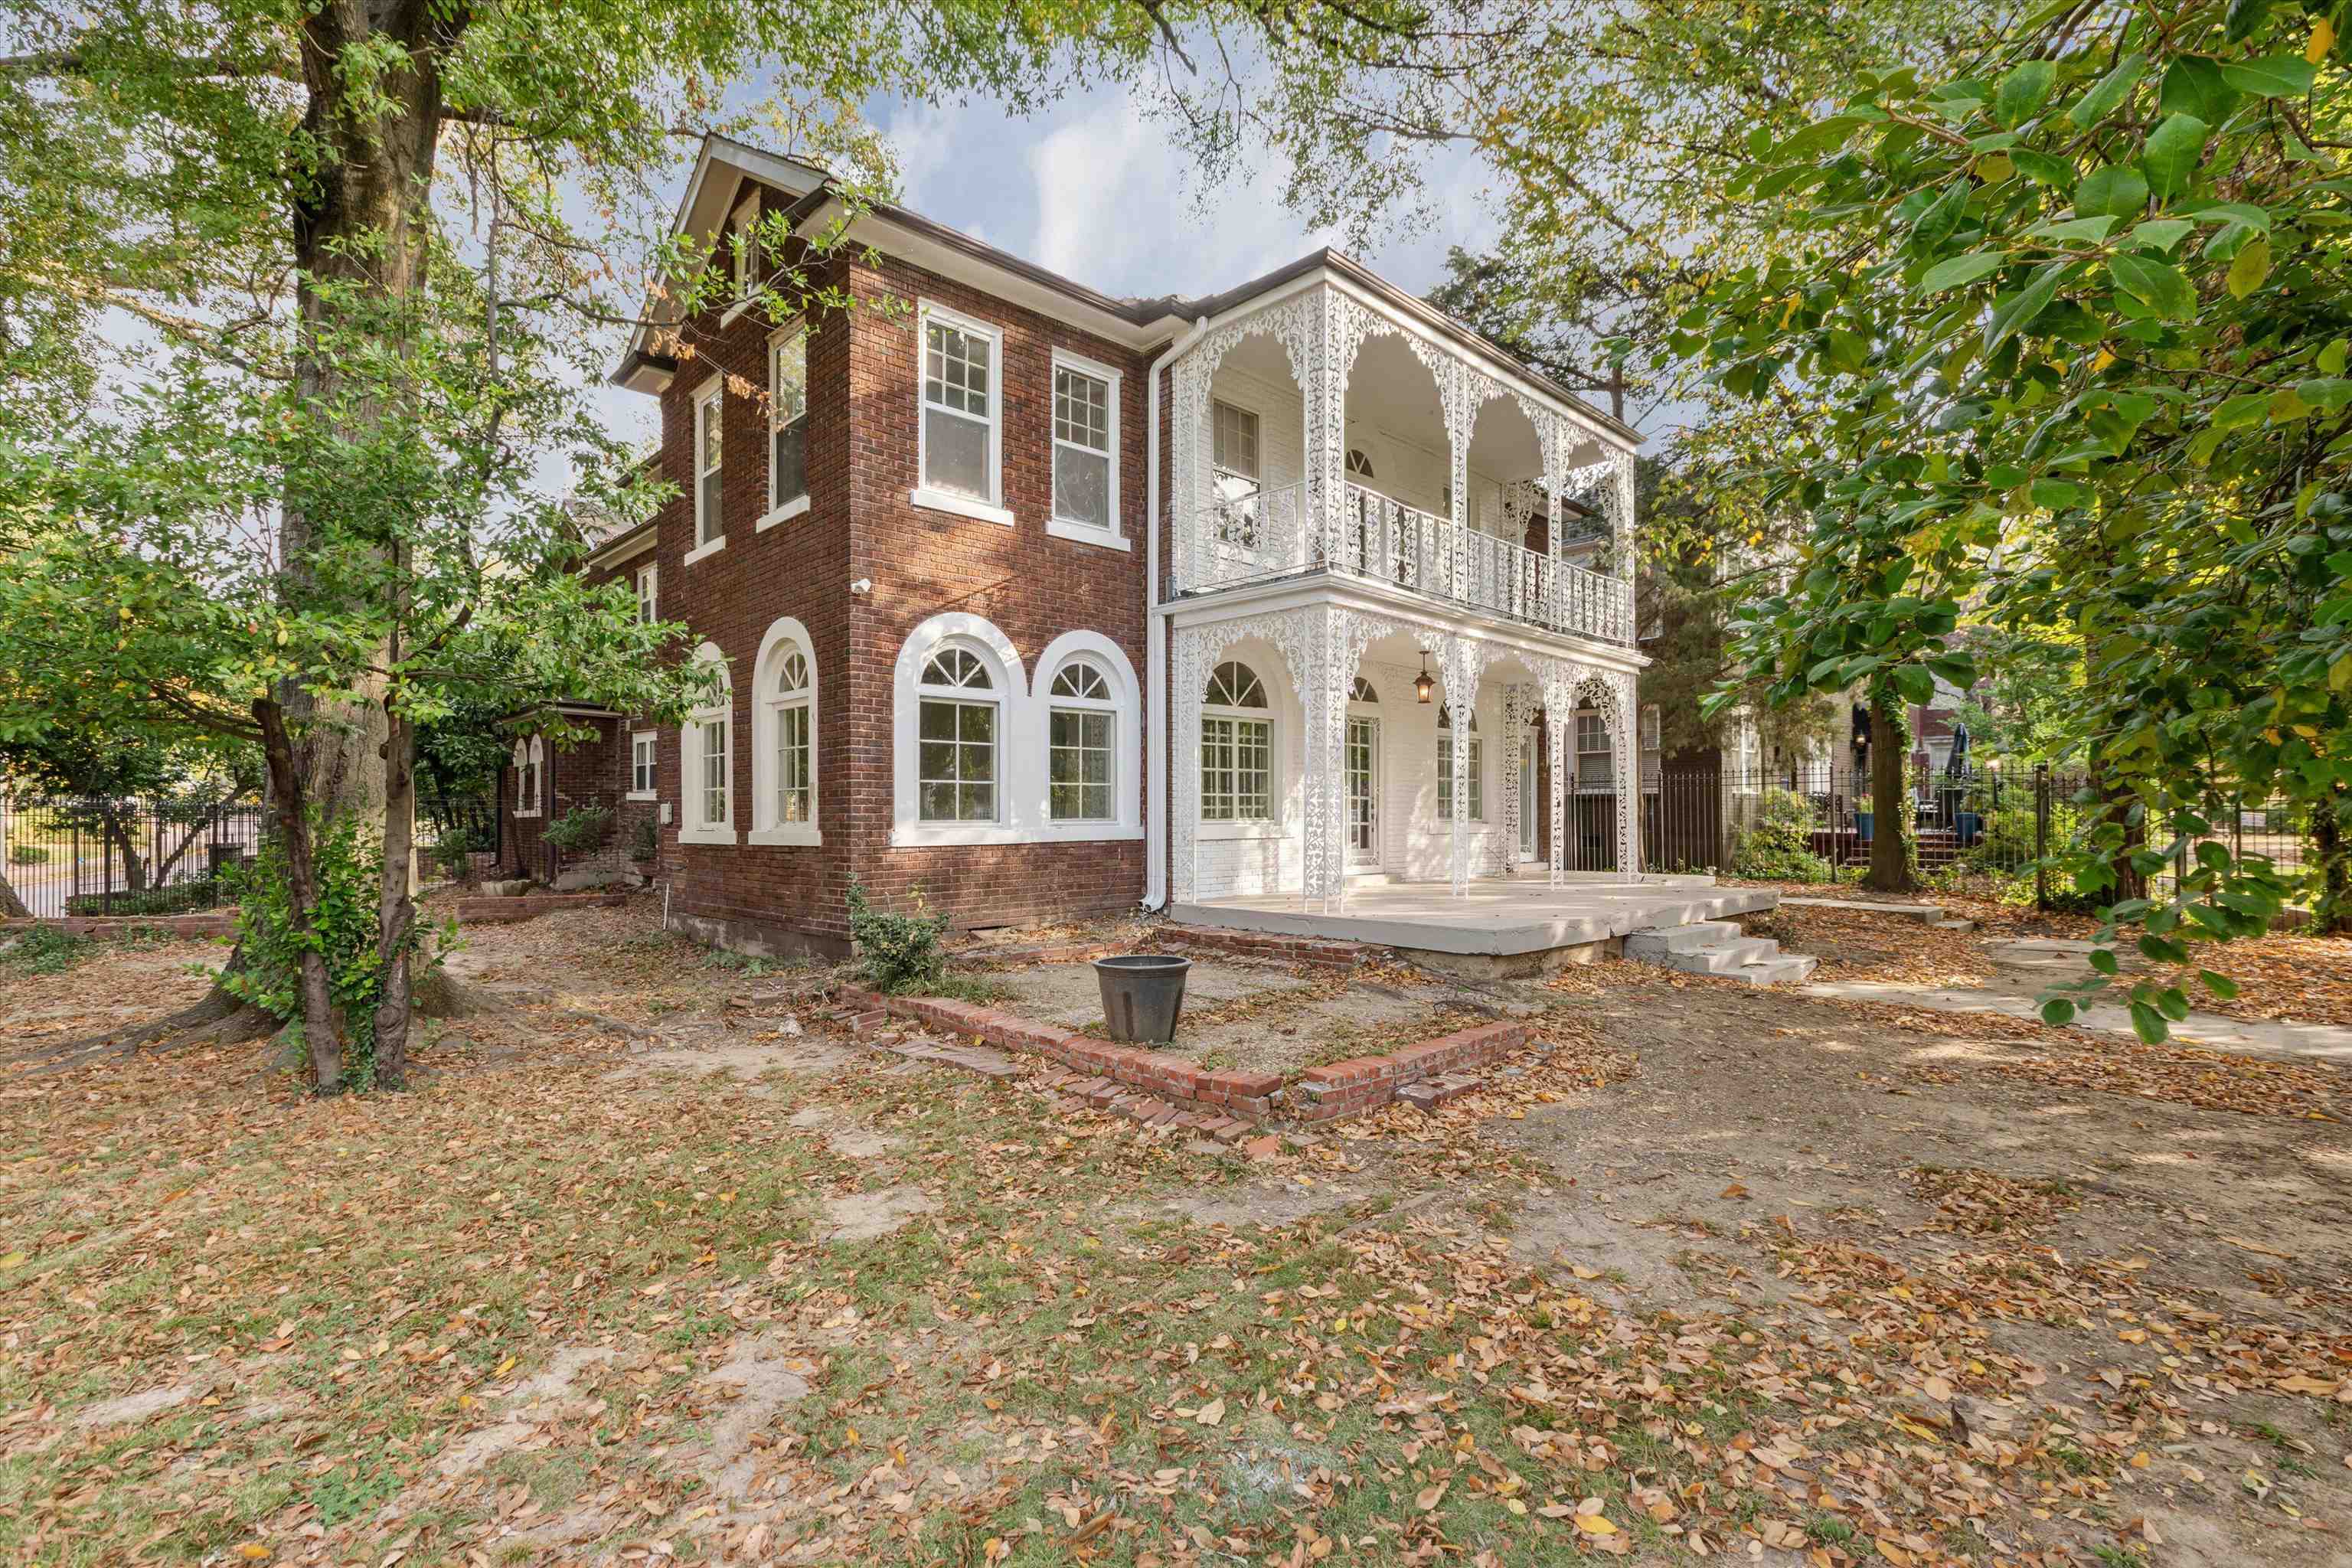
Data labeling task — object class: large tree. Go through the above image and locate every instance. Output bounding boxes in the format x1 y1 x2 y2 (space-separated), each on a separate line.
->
1676 0 2349 1023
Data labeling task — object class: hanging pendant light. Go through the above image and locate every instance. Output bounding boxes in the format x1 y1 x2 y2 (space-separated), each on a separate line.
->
1415 654 1435 704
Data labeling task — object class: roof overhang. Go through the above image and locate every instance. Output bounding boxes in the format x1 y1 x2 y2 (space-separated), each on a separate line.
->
583 518 657 572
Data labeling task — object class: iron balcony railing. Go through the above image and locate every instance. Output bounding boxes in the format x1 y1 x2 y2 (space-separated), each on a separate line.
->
1187 480 1633 644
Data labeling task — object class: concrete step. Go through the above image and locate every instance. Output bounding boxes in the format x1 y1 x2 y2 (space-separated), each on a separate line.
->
1622 920 1744 958
1932 917 1976 933
1664 937 1783 975
1732 954 1820 986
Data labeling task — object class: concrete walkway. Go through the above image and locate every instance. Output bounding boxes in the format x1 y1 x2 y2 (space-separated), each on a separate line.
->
1171 875 1776 956
1803 934 2352 1065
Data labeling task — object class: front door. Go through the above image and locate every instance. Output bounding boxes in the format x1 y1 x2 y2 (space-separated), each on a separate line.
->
1346 717 1380 869
1518 732 1538 861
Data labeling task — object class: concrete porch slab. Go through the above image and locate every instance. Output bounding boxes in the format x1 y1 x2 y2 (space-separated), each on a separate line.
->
1169 876 1778 957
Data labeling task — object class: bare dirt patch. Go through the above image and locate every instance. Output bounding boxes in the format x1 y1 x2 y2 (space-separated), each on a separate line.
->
821 1184 938 1242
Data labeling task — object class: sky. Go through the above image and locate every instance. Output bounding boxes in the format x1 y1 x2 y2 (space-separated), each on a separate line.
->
586 77 1510 456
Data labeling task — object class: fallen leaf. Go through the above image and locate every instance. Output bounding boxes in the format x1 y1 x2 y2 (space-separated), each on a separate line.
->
1196 1397 1225 1427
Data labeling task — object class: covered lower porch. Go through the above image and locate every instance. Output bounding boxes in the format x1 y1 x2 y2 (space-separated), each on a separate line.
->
1170 871 1775 960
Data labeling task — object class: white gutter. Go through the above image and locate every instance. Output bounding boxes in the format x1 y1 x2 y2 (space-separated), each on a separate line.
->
1143 315 1213 911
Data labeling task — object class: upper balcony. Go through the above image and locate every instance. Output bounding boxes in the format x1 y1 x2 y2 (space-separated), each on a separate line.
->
1165 277 1639 646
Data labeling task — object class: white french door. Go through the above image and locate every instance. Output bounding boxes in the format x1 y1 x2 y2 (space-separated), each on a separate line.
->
1346 717 1380 870
1518 730 1539 862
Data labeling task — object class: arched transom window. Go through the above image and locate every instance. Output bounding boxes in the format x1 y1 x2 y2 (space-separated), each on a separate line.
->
513 737 544 818
1349 677 1378 704
1201 661 1272 823
917 645 998 822
772 651 812 825
1047 658 1116 822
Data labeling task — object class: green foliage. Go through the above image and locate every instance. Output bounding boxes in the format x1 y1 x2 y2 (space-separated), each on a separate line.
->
64 879 218 917
8 843 47 865
541 803 613 853
221 822 439 1089
1672 0 2350 1037
629 815 658 861
0 924 90 975
1730 787 1837 880
844 877 950 994
431 834 474 882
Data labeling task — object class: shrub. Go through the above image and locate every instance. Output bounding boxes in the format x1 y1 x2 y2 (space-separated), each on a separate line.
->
0 925 90 975
541 803 612 852
844 877 950 993
431 835 473 883
8 843 49 865
630 815 658 861
1730 787 1835 882
64 879 220 916
221 819 443 1089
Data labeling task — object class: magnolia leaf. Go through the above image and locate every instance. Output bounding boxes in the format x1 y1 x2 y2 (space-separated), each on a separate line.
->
2298 377 2352 411
2070 51 2148 126
1994 60 2057 127
1983 260 2069 352
2128 218 2194 253
1909 180 1971 250
1918 250 2008 292
2220 54 2318 97
2076 165 2149 219
2128 999 2169 1043
2199 969 2241 999
2225 0 2273 42
2160 54 2239 123
2180 198 2272 230
2011 148 2076 188
2041 997 2077 1026
2140 113 2210 200
2226 236 2272 298
2030 214 2120 243
2109 252 2196 318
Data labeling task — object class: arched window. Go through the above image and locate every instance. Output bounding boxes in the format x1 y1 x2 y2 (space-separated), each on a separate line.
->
1047 658 1116 822
1202 661 1272 823
1349 677 1378 704
513 738 544 818
917 645 999 823
750 619 820 844
1345 446 1376 479
1438 704 1483 822
679 642 735 846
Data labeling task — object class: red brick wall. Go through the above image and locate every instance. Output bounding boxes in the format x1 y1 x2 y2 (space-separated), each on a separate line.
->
838 250 1158 930
496 170 1177 951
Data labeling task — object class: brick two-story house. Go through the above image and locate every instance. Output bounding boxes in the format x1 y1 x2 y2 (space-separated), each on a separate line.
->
499 135 1651 957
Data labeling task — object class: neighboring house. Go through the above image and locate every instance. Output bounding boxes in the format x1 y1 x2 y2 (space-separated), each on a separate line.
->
499 136 1648 956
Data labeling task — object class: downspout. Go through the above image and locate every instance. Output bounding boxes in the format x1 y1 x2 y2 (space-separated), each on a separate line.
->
1144 315 1213 911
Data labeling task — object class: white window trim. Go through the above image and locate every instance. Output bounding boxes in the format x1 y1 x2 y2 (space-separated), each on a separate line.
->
512 737 544 818
678 641 737 846
749 616 822 847
1046 348 1123 549
634 562 658 622
629 730 658 802
760 323 810 530
1031 632 1143 842
911 299 1010 526
691 375 724 553
1198 658 1281 841
757 494 812 532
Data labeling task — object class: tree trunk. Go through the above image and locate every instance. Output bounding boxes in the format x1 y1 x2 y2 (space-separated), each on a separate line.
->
2313 787 2351 934
373 695 417 1089
0 872 28 920
1864 681 1916 893
100 807 149 893
256 701 344 1092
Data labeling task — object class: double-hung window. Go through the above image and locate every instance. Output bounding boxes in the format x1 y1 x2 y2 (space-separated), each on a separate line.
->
766 328 808 522
699 717 730 828
1438 707 1483 822
1050 355 1116 537
730 194 760 298
1200 661 1272 823
634 563 658 622
916 305 1004 518
1577 712 1613 789
1047 659 1116 822
916 646 998 822
1210 400 1262 550
513 738 543 818
630 732 657 799
693 380 724 550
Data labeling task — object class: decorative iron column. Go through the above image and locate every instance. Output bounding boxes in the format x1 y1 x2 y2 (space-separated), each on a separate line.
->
1544 667 1573 887
1304 285 1348 575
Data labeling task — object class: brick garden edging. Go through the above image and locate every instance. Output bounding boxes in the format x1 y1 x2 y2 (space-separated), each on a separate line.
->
449 892 630 923
957 923 1367 974
832 983 1531 1130
3 912 240 939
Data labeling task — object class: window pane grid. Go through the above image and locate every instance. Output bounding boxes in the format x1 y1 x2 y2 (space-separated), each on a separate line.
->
923 322 989 417
632 735 655 794
1053 368 1108 449
700 719 730 828
776 702 812 824
1200 716 1270 822
1049 707 1113 822
917 698 997 822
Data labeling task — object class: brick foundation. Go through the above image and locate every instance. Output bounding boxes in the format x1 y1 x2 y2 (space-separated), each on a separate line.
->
959 923 1368 972
834 982 1528 1128
5 913 240 939
450 892 631 923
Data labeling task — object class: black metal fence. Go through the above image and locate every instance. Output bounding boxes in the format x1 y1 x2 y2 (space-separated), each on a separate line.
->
0 795 267 919
1646 763 2316 905
1 794 501 919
